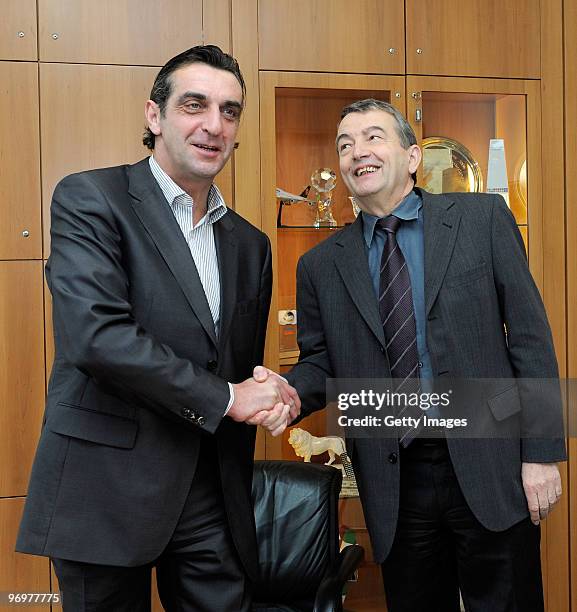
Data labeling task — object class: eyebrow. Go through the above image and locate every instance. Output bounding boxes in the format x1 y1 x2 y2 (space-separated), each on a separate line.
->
176 91 243 111
176 92 206 105
336 125 388 146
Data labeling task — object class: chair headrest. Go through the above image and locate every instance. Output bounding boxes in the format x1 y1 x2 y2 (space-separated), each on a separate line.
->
251 460 342 604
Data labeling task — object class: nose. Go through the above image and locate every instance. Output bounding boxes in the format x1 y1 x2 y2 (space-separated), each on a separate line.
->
351 141 370 159
202 104 223 136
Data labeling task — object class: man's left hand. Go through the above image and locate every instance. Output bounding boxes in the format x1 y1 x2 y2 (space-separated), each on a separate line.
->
521 462 562 525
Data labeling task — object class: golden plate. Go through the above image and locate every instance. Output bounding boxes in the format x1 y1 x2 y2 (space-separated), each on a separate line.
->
422 137 483 194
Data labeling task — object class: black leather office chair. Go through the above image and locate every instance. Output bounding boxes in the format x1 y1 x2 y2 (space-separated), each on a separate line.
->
251 460 364 612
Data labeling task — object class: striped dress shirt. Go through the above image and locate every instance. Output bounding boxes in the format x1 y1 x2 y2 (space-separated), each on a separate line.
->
149 155 226 332
149 155 235 411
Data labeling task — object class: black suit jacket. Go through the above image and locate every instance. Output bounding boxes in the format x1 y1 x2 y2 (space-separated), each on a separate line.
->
287 189 566 563
16 159 271 579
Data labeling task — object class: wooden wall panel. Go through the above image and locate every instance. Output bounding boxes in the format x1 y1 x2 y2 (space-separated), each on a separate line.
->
232 0 264 458
539 1 570 608
38 0 202 66
0 62 42 260
231 0 261 228
0 262 45 497
203 0 235 208
406 0 540 79
49 564 61 611
40 63 157 255
564 0 577 609
203 0 232 51
0 0 37 61
1 499 51 610
258 0 404 74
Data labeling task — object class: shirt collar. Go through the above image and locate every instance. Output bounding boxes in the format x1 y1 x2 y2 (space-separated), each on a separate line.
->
148 155 227 224
361 189 422 248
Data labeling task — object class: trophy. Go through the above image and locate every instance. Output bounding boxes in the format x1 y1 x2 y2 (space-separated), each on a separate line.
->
422 136 483 195
310 168 337 227
288 427 358 497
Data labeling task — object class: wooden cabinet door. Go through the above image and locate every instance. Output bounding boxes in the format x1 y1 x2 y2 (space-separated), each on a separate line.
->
38 0 202 65
1 499 51 607
0 0 37 61
0 262 45 498
0 62 42 260
406 0 540 78
258 0 404 74
39 63 157 254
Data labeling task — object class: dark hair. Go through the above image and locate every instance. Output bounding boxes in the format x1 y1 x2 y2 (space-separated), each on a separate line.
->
143 45 246 150
340 99 418 183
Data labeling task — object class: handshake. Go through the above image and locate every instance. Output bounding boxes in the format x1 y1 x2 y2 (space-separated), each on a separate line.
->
228 366 301 437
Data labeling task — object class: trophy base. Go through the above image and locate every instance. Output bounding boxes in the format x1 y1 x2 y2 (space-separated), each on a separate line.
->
314 210 337 228
313 220 338 228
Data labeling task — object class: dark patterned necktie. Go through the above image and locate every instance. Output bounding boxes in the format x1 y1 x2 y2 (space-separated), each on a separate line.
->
378 216 421 446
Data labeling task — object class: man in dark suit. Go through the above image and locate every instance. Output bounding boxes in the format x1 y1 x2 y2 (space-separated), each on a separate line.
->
16 46 299 611
281 99 566 611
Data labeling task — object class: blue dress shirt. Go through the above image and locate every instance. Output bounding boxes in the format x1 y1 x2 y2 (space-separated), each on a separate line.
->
361 190 433 387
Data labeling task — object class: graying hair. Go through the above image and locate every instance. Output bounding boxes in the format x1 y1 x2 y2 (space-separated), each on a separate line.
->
340 99 417 149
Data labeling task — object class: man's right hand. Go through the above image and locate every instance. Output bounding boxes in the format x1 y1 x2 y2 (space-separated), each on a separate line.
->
228 374 297 436
252 365 301 423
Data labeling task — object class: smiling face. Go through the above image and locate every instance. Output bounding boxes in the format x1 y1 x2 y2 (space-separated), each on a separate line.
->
145 63 243 193
336 109 421 215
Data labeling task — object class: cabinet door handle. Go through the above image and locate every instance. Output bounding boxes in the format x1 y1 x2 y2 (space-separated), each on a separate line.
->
415 108 422 122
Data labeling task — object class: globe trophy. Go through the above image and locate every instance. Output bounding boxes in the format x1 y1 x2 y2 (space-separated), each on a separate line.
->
310 168 337 227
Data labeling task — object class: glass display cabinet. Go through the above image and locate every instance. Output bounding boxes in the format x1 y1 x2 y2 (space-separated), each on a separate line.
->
260 72 405 372
407 76 542 260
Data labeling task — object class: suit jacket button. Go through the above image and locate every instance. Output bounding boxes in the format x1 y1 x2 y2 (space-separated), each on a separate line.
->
207 360 218 372
181 407 189 417
388 452 398 464
196 416 205 426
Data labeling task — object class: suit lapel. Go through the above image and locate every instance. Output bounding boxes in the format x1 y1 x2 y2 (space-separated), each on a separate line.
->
333 217 386 349
127 159 218 347
214 213 238 350
334 190 460 352
420 189 461 316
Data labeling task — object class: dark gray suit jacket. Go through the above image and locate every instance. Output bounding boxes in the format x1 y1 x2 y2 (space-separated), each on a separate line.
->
16 159 272 579
287 189 566 563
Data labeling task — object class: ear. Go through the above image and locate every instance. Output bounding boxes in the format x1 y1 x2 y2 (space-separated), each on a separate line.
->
144 100 162 136
407 144 422 175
